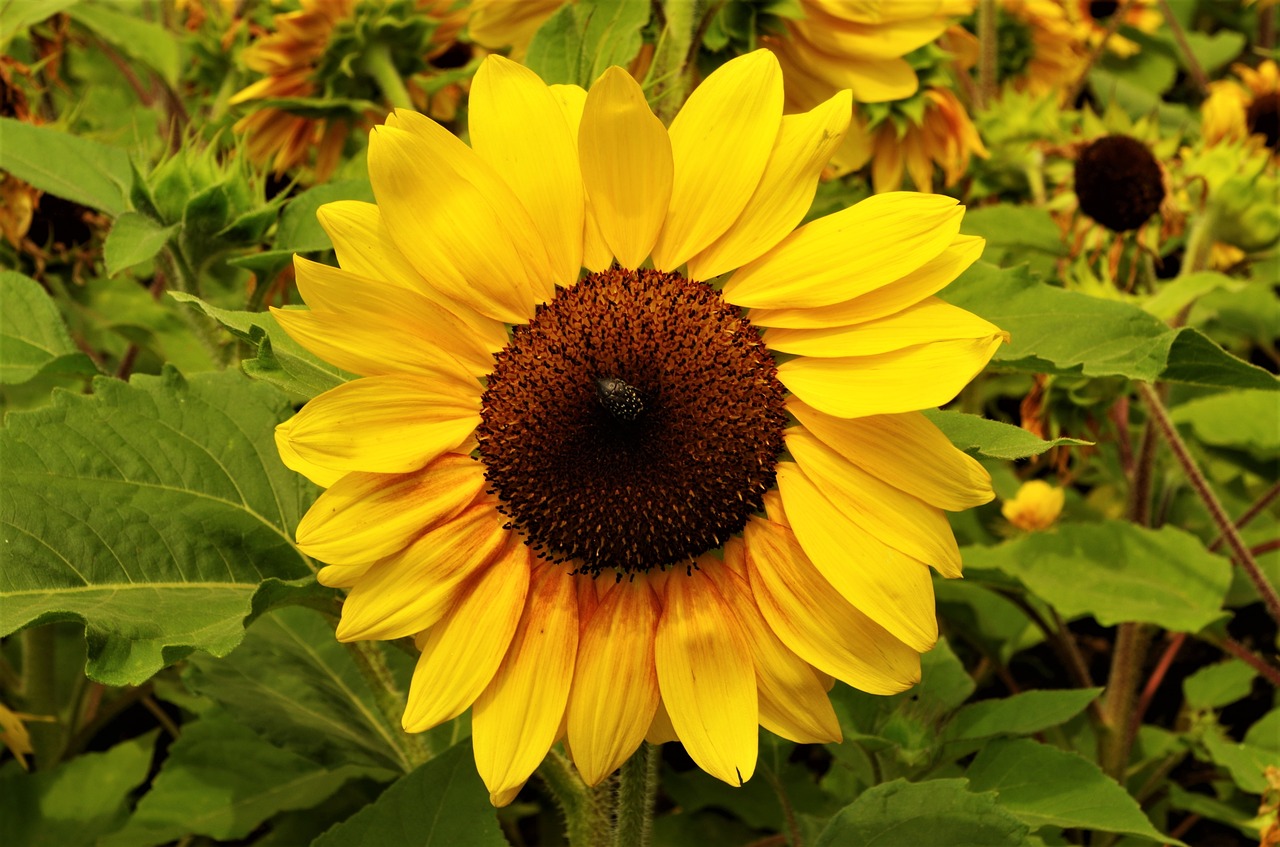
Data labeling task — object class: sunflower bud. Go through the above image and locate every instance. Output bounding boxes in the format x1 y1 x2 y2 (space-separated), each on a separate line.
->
1002 480 1065 532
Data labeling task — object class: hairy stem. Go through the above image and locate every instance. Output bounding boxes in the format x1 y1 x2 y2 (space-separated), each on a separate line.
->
538 749 611 847
612 743 660 847
977 0 998 110
343 640 429 770
1099 622 1154 780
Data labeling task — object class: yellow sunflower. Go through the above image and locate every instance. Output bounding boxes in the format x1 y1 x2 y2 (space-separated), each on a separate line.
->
274 50 1005 805
1066 0 1160 59
992 0 1084 98
467 0 565 57
1202 60 1280 155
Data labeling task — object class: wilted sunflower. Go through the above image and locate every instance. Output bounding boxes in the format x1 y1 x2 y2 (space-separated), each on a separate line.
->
274 50 1005 805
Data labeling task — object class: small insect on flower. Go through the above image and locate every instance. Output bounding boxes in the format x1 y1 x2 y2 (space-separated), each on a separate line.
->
595 376 645 421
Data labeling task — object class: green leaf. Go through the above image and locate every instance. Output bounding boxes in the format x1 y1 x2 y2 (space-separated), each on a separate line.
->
185 607 411 774
944 689 1103 743
103 212 179 276
171 292 354 400
525 0 650 87
814 779 1030 847
275 179 375 254
1180 31 1246 75
312 740 507 847
1170 390 1280 457
101 711 364 847
0 368 318 686
1183 660 1257 711
1162 327 1280 391
925 410 1090 460
0 271 97 385
964 522 1233 631
960 205 1065 278
1202 709 1280 794
0 733 154 847
966 739 1181 844
0 117 132 215
1144 272 1244 322
0 0 82 48
69 2 181 86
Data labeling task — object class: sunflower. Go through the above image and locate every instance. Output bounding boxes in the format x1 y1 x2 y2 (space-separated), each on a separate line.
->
980 0 1084 98
467 0 565 57
1202 60 1280 155
274 50 1005 805
1066 0 1160 59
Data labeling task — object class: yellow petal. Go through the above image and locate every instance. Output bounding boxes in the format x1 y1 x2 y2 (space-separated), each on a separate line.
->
368 118 551 322
747 235 984 328
578 67 673 269
656 566 758 785
645 699 679 745
336 504 509 642
549 83 613 272
470 56 584 286
722 193 963 309
705 563 840 744
769 35 919 102
402 538 531 731
789 399 993 511
294 256 499 376
275 418 344 488
775 463 938 651
784 431 961 577
567 578 661 785
777 334 1006 418
269 307 474 383
764 297 1004 358
687 90 852 281
296 454 486 565
281 375 479 475
473 566 578 807
316 561 373 588
743 516 921 694
650 50 783 271
316 201 509 352
793 10 949 59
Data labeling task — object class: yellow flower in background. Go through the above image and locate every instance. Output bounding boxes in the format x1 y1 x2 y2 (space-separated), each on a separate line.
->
1202 60 1280 155
1066 0 1160 59
1002 480 1065 531
989 0 1084 98
273 50 1005 805
467 0 565 57
842 87 988 190
0 701 51 770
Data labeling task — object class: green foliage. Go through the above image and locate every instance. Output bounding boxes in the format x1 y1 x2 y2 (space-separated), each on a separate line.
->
0 117 132 215
814 779 1031 847
0 272 98 385
926 409 1090 459
525 0 650 87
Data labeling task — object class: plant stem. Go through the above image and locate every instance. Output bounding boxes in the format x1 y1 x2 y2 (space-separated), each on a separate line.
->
343 639 429 771
612 743 660 847
1064 0 1135 105
1213 635 1280 687
362 42 414 111
22 627 64 768
1099 622 1154 780
1127 414 1160 527
977 0 998 110
1208 482 1280 552
538 748 611 847
1136 381 1280 626
1130 632 1184 742
762 763 802 847
1156 0 1208 94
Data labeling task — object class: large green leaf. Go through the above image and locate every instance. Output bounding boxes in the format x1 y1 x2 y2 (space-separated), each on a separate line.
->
943 263 1278 390
0 117 132 215
525 0 650 87
0 733 153 847
312 740 507 847
813 779 1030 847
0 272 97 385
69 2 181 85
185 607 412 774
966 739 1181 844
1 0 82 47
0 368 319 685
964 522 1233 631
101 711 364 847
171 293 353 400
925 410 1089 460
103 212 178 277
1183 660 1257 711
1169 389 1280 458
943 688 1103 744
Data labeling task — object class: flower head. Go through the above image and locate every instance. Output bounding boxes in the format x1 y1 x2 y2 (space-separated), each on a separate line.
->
1002 480 1065 532
1202 60 1280 156
1067 0 1160 59
274 50 1005 805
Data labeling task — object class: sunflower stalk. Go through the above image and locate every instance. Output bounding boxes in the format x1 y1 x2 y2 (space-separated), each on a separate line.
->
361 41 414 112
538 749 611 847
342 639 430 771
21 626 62 768
976 0 998 109
611 743 660 847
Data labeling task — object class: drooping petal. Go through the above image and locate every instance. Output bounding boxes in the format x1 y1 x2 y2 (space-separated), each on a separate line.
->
747 235 984 328
548 83 612 272
767 34 919 103
789 399 993 511
578 67 673 269
743 517 921 694
295 454 486 565
473 565 578 807
721 193 963 309
274 418 344 488
281 375 480 475
687 90 852 281
402 538 531 732
650 50 783 271
368 118 551 322
784 431 961 577
763 297 1005 358
777 334 1006 418
706 562 840 744
775 463 938 651
567 578 661 785
336 503 509 642
470 56 584 286
656 565 758 785
792 7 949 59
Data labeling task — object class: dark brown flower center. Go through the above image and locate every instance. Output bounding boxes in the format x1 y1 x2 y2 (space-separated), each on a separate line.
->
1247 91 1280 150
1089 0 1119 19
1074 134 1165 233
477 268 787 577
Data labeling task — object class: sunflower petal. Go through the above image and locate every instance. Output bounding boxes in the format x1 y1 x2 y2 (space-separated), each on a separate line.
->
769 35 919 103
687 90 852 281
656 565 758 785
764 297 1004 358
646 699 679 745
721 193 963 309
567 578 661 785
789 400 994 511
651 50 783 271
549 83 613 272
473 566 578 807
470 56 584 286
402 539 531 731
777 334 1006 418
743 517 921 694
275 418 344 488
578 67 673 270
296 454 486 565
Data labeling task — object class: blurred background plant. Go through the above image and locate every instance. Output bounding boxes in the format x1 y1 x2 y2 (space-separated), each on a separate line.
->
1 1 1277 846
